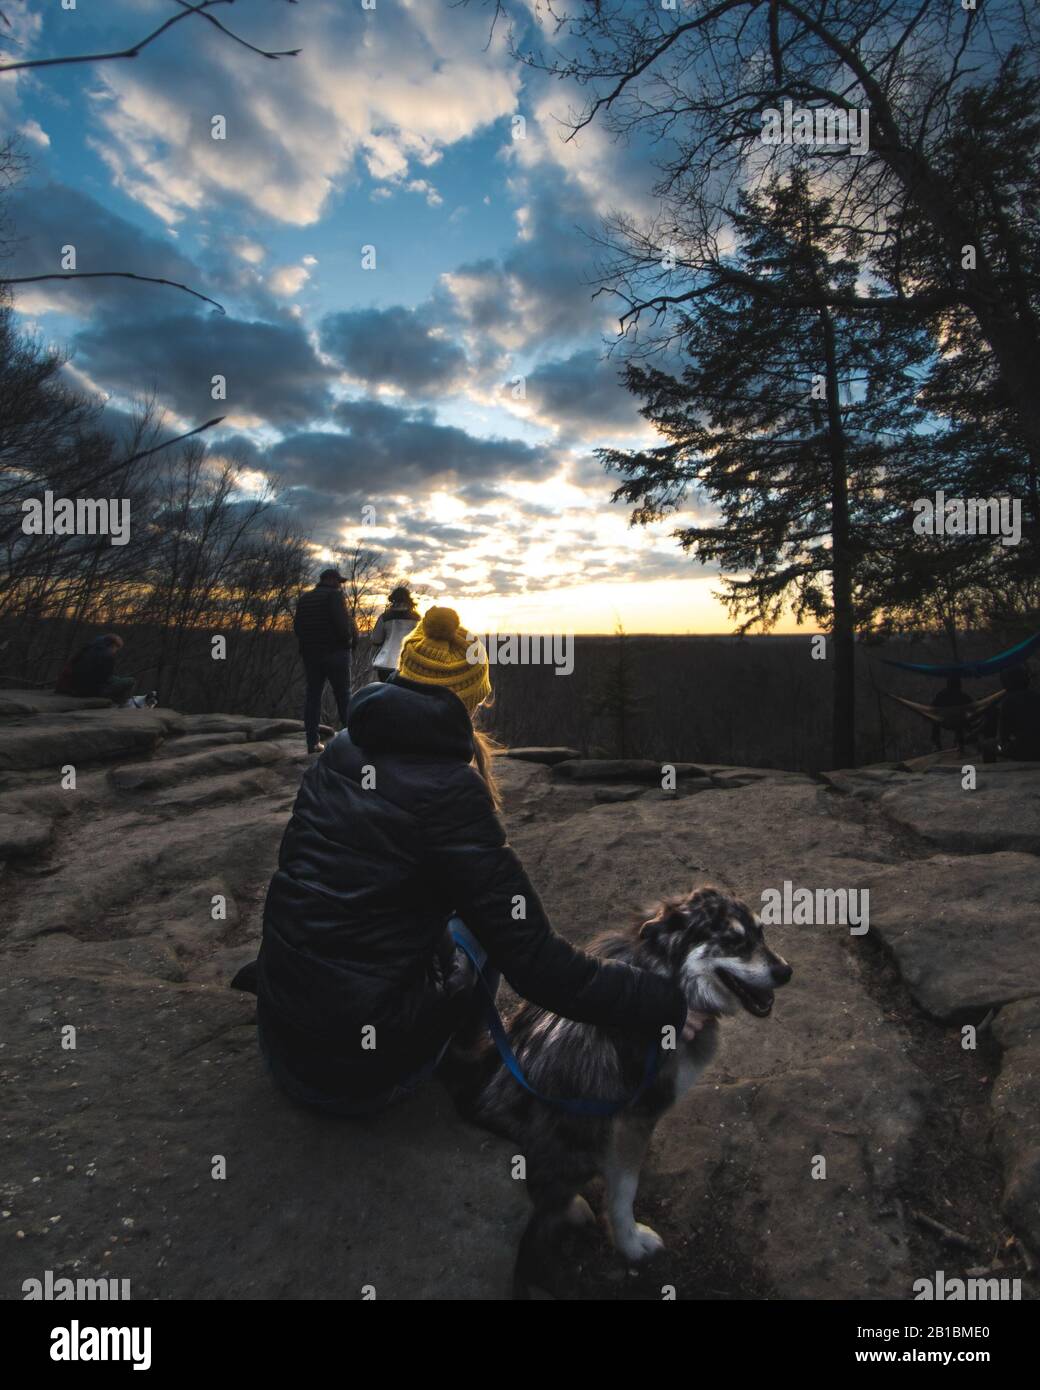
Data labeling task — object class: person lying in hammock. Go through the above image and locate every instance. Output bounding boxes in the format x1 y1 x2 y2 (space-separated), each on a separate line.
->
930 675 972 750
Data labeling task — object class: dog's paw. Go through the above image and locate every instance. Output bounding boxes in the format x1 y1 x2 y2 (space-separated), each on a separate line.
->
566 1195 596 1227
616 1222 665 1262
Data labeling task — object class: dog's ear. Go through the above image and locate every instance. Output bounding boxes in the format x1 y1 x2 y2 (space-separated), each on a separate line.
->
638 903 685 940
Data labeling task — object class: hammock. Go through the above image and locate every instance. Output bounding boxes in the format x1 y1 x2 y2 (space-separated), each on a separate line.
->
883 688 1005 729
881 631 1040 679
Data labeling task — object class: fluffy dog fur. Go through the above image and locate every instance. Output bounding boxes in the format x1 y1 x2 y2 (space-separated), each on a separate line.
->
450 885 792 1296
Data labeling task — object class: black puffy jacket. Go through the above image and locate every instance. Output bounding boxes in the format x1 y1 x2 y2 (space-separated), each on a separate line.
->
292 584 358 655
257 676 687 1106
56 638 115 696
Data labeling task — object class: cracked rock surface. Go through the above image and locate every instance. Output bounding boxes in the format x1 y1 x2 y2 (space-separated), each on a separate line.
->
1 694 1036 1299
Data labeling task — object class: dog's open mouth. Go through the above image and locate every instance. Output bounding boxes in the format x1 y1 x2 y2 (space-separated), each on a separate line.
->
716 969 774 1018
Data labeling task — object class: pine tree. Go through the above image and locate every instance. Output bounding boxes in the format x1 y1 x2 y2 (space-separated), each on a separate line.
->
601 172 934 769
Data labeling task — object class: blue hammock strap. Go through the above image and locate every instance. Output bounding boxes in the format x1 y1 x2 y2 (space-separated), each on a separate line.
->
450 925 661 1118
881 630 1040 679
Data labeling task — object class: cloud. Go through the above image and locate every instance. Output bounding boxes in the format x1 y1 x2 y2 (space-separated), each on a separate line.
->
18 119 50 148
74 311 335 428
3 182 214 320
320 305 469 396
523 349 645 437
435 176 609 359
267 263 313 298
266 398 555 502
85 0 520 227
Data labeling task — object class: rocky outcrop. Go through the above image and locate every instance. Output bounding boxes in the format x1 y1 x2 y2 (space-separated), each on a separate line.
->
1 690 1037 1299
504 746 581 765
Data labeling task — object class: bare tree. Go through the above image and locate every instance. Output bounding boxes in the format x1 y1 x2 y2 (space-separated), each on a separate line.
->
481 0 1040 454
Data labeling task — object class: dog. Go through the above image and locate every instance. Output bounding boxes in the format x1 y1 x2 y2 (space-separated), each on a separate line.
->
454 885 792 1295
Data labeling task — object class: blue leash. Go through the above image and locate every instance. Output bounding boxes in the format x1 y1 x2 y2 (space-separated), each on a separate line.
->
451 927 661 1118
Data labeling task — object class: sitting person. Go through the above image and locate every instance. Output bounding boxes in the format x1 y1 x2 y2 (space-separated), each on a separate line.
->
930 674 972 750
252 605 700 1116
369 584 420 682
998 665 1040 761
55 634 135 705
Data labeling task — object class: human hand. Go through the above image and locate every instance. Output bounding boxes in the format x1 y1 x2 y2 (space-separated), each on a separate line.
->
682 1009 713 1041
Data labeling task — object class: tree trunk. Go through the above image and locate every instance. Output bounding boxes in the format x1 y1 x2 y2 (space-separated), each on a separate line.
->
820 306 856 769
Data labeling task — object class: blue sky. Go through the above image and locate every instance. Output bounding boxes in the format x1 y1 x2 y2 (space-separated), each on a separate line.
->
1 0 730 633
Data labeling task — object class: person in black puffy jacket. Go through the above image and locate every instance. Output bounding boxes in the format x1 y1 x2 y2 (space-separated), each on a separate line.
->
292 568 360 754
255 606 690 1116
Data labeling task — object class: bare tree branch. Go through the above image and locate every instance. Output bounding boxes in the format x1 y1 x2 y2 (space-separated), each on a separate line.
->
0 271 226 314
0 0 300 75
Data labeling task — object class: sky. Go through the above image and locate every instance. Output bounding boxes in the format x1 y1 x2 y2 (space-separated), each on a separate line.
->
0 0 788 635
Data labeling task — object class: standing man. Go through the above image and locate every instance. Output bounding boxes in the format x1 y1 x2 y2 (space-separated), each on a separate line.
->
294 568 359 754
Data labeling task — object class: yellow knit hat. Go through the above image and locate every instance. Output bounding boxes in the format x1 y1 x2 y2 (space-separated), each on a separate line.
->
397 606 491 715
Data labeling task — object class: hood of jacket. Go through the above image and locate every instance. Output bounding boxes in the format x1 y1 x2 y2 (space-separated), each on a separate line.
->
345 675 474 762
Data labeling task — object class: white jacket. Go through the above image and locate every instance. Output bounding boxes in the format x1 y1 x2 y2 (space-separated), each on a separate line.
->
371 614 419 671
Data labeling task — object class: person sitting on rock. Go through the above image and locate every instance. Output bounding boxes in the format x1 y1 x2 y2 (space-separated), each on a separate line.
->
998 665 1040 761
293 567 359 755
930 674 972 750
249 605 704 1117
54 634 135 705
369 584 420 682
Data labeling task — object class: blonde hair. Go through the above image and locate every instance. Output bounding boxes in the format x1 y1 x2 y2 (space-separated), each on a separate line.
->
471 704 501 810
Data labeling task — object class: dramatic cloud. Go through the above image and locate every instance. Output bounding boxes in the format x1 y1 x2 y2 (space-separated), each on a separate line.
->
83 0 519 227
437 177 610 356
267 398 555 500
3 183 215 321
523 349 645 437
3 0 728 628
75 311 335 428
320 306 469 396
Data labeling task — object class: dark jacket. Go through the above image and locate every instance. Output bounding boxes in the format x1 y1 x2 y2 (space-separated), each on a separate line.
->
55 638 115 696
293 584 359 655
1000 688 1040 759
257 677 687 1105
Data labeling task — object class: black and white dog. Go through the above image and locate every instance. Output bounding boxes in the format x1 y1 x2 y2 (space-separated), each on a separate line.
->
455 886 792 1293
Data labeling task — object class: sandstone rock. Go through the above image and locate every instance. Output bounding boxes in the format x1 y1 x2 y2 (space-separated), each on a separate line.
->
156 732 249 758
247 718 307 740
153 768 287 812
817 767 914 799
0 690 111 717
10 931 187 983
5 803 288 942
552 759 708 783
0 711 168 772
0 971 527 1299
109 740 286 793
178 713 305 741
992 999 1040 1256
0 811 53 858
0 694 1032 1300
505 747 582 765
857 853 1040 1020
878 762 1040 855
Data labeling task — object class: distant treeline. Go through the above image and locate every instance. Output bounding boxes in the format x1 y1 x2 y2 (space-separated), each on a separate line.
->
3 618 1010 773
